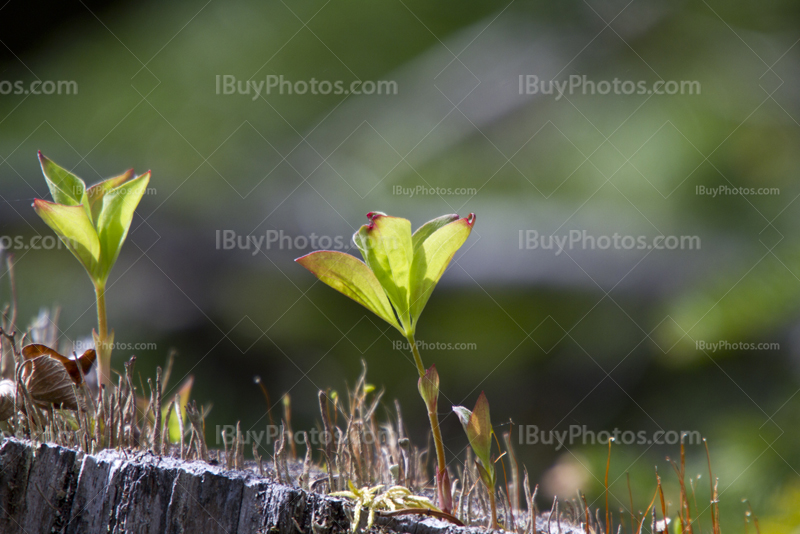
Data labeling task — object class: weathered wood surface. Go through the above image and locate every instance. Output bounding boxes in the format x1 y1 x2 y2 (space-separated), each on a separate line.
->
0 438 582 534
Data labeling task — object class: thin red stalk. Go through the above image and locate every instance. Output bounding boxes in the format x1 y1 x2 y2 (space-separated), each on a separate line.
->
704 439 718 534
627 473 636 534
605 438 613 534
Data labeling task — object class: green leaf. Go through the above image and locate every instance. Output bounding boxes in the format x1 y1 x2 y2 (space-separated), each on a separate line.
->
475 458 495 489
453 392 494 485
417 364 439 411
409 214 475 325
452 405 472 430
352 211 385 259
411 214 459 251
467 391 493 470
354 213 414 333
33 199 101 278
96 172 151 281
86 169 134 224
296 250 403 333
38 152 87 207
166 375 193 443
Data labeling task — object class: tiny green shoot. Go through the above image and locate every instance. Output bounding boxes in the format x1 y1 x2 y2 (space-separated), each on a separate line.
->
453 392 499 529
32 152 151 390
296 211 475 512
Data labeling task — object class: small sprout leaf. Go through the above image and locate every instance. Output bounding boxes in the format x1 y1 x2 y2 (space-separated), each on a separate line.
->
452 405 472 430
354 213 414 333
467 391 493 469
38 151 87 207
33 199 101 277
409 214 474 325
296 250 403 332
96 171 151 281
86 169 134 223
411 214 460 251
167 375 194 442
454 393 495 489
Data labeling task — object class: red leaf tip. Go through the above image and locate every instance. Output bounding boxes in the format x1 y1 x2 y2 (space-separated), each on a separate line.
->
32 198 51 210
365 211 386 230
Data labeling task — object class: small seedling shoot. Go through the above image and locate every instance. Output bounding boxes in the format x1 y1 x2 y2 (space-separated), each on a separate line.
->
453 392 499 529
296 211 475 512
32 152 151 390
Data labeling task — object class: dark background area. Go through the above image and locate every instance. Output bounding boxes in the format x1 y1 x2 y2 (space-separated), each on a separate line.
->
2 0 800 529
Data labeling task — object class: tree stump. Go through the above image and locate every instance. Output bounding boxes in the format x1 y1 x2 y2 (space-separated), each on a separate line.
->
0 438 581 534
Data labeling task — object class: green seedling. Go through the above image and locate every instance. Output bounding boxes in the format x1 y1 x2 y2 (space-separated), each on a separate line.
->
453 392 498 529
296 211 475 512
32 152 151 390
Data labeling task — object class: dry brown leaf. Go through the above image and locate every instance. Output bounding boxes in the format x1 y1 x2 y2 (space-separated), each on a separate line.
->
20 344 97 410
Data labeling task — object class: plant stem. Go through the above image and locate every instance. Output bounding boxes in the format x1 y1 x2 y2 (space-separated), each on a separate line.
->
488 484 499 529
427 402 447 481
407 333 449 510
94 282 113 391
428 403 449 505
408 334 426 378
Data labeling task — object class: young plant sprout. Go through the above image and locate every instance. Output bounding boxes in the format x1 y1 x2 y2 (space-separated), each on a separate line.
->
296 212 476 512
32 152 151 391
453 392 499 529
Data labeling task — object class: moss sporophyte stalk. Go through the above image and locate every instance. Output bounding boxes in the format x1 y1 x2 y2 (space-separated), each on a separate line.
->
296 211 476 513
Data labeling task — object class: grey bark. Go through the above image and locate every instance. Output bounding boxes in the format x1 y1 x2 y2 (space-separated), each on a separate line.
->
0 438 582 534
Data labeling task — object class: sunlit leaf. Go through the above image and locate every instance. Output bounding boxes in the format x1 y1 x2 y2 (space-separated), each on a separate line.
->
453 391 494 485
38 151 87 207
411 214 459 252
452 405 472 430
96 171 151 281
167 375 194 442
467 392 493 471
353 213 414 333
86 169 134 224
33 199 101 277
298 212 475 339
409 214 475 326
296 250 402 332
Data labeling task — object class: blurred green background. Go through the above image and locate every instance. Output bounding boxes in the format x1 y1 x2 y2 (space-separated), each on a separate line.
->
2 0 800 530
